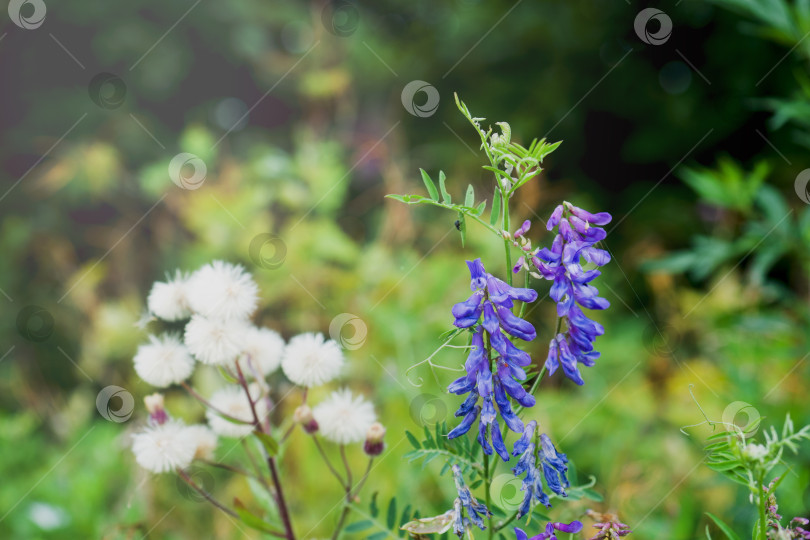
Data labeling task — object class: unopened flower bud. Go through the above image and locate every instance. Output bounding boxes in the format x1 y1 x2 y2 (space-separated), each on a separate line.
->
513 219 531 239
501 230 511 240
294 404 318 434
363 422 386 456
144 393 168 425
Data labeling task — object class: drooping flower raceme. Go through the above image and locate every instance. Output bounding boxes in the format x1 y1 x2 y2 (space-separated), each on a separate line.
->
514 520 583 540
447 259 538 461
449 464 491 537
512 421 571 518
526 202 611 385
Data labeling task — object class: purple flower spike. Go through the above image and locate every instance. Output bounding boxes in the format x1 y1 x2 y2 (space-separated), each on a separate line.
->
447 258 538 459
514 520 582 540
528 201 611 385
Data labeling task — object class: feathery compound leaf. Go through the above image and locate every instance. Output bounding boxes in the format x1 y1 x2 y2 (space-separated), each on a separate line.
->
420 169 440 201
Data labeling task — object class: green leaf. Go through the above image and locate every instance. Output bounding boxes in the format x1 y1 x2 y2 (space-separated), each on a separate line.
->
253 431 279 457
387 498 397 529
344 520 374 533
491 188 501 226
705 513 742 540
439 171 451 203
233 498 281 534
465 184 475 208
370 492 380 517
474 200 486 217
458 212 467 247
420 169 440 202
367 532 389 540
405 431 421 450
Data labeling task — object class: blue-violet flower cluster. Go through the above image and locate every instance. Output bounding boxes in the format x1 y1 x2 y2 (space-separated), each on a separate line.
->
450 464 491 537
512 421 570 518
516 202 611 385
514 520 583 540
448 259 537 460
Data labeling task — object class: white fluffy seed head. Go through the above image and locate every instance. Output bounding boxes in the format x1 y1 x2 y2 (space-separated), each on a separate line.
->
281 332 344 388
313 389 376 444
184 424 218 460
147 271 192 321
239 326 285 377
184 315 245 366
133 334 195 388
187 261 259 321
205 385 267 438
131 420 196 473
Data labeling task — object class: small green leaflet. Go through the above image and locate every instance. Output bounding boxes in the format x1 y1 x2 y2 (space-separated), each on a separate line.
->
491 188 501 226
439 170 451 203
464 184 475 207
420 169 440 202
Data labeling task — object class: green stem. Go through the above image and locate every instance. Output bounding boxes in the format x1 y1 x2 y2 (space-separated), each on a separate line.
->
483 451 494 539
501 187 512 286
758 474 768 540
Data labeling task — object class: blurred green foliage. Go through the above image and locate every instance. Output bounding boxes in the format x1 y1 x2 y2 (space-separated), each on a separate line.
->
1 0 809 539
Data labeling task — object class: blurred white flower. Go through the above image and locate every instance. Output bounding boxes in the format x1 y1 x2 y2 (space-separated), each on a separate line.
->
147 271 192 321
743 442 769 462
281 332 344 387
239 326 285 377
187 261 259 321
132 420 196 473
205 385 267 438
313 389 376 444
184 424 218 460
184 315 245 365
133 334 195 388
